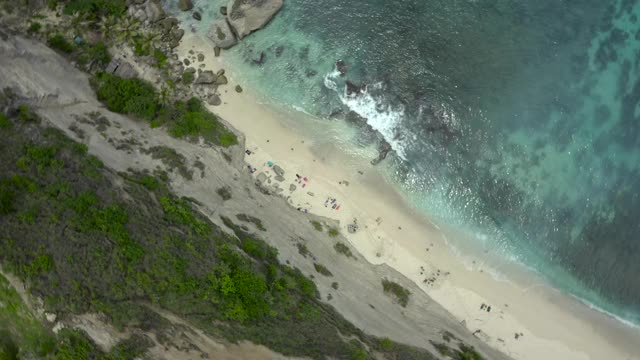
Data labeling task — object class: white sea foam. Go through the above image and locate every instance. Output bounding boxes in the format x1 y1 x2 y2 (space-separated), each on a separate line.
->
323 71 409 160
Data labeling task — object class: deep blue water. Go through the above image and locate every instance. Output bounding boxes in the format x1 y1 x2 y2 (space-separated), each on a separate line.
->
176 0 640 326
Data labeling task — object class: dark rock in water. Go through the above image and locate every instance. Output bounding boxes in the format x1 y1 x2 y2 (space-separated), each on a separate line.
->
178 0 193 11
192 11 202 21
235 85 243 93
227 0 284 39
252 52 266 66
305 69 317 78
336 60 347 76
345 111 367 126
346 81 366 96
371 141 392 165
329 109 344 119
196 70 216 84
275 46 284 57
214 46 221 57
220 6 228 16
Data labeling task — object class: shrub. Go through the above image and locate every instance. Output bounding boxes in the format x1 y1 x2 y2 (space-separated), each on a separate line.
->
47 34 74 53
216 186 232 201
334 242 354 258
313 263 333 277
328 227 340 237
17 105 39 123
94 73 159 121
381 279 410 307
63 0 127 19
182 71 195 85
78 42 111 67
0 113 11 129
28 22 42 33
310 220 323 231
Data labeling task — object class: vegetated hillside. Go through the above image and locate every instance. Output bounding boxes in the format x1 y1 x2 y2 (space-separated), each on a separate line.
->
0 101 443 359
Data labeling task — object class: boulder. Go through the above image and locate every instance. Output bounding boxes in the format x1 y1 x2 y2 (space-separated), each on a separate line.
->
256 172 267 184
220 6 228 15
172 28 185 43
159 17 179 33
178 0 193 11
197 53 205 62
226 0 284 39
289 184 296 191
272 165 285 177
207 19 237 49
106 59 138 79
192 11 202 21
214 46 221 57
216 69 225 77
145 1 166 23
196 70 217 84
235 85 243 93
275 175 285 182
214 74 228 85
207 94 222 106
336 59 347 76
346 81 366 96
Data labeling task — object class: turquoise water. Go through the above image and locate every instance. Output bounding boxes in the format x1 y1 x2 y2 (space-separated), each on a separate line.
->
173 0 640 326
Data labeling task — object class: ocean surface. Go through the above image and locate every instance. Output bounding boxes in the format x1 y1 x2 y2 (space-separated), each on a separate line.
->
171 0 640 326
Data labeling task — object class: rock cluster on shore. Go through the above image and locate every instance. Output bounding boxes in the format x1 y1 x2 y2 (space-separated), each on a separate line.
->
203 0 284 50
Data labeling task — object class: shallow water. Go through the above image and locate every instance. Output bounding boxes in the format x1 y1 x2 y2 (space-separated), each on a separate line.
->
173 0 640 326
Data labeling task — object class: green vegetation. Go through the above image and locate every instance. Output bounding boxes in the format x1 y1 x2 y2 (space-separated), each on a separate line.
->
94 73 159 121
141 146 193 180
314 263 333 277
236 213 266 231
182 70 195 85
310 220 323 231
296 242 310 258
430 341 484 360
328 227 340 237
17 104 39 123
62 0 127 19
76 42 111 67
216 186 232 201
28 22 41 33
0 113 11 129
0 114 440 359
334 242 355 259
47 34 74 53
92 74 238 147
381 279 411 307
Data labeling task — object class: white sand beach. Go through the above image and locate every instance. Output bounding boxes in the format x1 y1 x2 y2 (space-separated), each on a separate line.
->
178 33 640 360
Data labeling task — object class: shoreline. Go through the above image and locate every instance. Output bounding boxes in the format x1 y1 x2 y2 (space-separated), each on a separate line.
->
178 32 640 360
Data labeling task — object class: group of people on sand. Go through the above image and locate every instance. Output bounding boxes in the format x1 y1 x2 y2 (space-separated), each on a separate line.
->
324 197 341 211
295 174 309 188
480 303 492 312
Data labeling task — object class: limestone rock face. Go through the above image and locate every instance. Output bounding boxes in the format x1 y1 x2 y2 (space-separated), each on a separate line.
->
226 0 284 39
207 19 237 49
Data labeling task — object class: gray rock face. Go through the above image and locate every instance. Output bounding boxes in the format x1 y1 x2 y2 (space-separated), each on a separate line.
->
272 164 285 177
145 1 166 23
178 0 193 11
196 70 216 84
214 74 228 85
227 0 284 39
207 19 237 49
274 175 285 182
207 94 222 106
105 59 138 79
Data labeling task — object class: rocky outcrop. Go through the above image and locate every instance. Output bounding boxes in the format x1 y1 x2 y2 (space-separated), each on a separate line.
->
178 0 193 11
207 19 237 49
105 59 138 79
195 70 216 84
226 0 284 39
145 1 166 23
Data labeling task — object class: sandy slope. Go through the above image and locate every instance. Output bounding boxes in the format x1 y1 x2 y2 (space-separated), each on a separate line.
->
174 33 640 360
0 34 514 360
